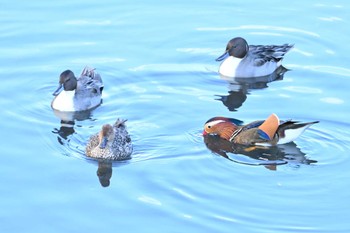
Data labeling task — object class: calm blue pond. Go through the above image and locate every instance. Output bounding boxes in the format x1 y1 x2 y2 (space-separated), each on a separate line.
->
2 0 350 232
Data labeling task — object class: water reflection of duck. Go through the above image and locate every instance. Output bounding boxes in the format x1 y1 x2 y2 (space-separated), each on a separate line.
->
95 160 132 187
96 160 113 187
216 66 288 111
216 37 293 78
204 134 317 170
52 108 95 144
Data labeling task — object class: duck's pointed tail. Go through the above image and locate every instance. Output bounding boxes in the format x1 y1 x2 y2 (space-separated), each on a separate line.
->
114 118 127 128
81 66 96 77
277 120 319 144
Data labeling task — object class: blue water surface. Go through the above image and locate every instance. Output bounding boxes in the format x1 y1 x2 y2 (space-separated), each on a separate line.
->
1 0 350 232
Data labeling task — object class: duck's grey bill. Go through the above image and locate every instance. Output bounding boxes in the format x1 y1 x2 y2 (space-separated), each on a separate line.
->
99 137 108 149
52 84 63 96
216 51 229 62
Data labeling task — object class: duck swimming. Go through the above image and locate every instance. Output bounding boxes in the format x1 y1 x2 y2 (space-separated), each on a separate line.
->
203 114 318 146
51 66 104 112
86 119 133 160
216 37 293 78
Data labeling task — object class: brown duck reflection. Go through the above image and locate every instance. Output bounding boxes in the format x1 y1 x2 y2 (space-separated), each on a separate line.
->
203 134 317 170
92 159 131 187
96 160 113 187
216 66 288 111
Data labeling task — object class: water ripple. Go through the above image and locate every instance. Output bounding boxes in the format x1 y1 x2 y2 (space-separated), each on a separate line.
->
3 1 350 231
196 25 320 37
288 64 350 77
305 121 350 166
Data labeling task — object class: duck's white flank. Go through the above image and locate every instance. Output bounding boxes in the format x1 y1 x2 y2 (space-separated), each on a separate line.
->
219 56 281 78
277 125 312 145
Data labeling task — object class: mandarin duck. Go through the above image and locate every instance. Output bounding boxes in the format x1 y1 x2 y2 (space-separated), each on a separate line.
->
203 114 318 146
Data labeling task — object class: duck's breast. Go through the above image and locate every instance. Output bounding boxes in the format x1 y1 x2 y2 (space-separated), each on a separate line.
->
51 91 76 112
219 56 242 77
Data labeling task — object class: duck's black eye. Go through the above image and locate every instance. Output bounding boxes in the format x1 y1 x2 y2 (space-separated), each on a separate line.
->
207 125 211 129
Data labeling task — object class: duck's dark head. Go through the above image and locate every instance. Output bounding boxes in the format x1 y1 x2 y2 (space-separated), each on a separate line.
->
52 70 78 96
216 37 249 61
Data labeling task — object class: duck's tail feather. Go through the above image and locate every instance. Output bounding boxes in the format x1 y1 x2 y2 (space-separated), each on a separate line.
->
277 120 319 144
114 118 128 128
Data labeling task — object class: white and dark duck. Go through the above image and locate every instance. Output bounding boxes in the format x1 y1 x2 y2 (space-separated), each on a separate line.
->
52 66 104 112
216 37 293 78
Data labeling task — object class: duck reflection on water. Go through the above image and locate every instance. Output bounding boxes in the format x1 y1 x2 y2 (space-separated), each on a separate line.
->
96 160 113 187
51 108 97 144
90 159 131 187
216 66 288 111
203 134 317 170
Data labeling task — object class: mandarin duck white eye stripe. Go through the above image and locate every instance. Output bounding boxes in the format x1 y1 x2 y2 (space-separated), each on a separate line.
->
206 120 226 128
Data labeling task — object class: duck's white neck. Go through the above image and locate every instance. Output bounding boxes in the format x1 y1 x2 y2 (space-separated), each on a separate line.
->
219 56 242 77
52 90 75 112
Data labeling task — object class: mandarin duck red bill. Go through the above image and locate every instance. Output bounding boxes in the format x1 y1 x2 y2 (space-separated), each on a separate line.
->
203 114 319 146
